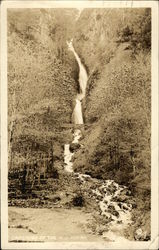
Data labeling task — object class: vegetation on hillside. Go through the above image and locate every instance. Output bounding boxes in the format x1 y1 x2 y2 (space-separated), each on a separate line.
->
73 8 151 238
8 8 151 240
8 9 78 166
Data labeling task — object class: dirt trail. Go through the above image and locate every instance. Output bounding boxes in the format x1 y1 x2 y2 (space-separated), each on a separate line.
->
9 207 105 242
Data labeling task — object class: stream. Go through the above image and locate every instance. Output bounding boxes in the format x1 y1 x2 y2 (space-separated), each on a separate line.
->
64 40 132 241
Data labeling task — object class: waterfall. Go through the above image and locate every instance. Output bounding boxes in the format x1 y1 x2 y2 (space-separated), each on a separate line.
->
63 40 88 173
63 41 132 241
67 39 88 125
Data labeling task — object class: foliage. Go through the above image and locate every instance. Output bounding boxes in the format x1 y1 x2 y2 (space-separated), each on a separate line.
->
8 9 78 167
8 8 151 238
73 8 151 238
119 9 151 50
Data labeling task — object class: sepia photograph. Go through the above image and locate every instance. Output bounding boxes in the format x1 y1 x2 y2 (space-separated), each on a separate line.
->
1 1 158 249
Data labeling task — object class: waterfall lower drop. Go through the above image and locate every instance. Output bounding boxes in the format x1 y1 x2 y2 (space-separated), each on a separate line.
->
64 129 82 173
64 144 74 173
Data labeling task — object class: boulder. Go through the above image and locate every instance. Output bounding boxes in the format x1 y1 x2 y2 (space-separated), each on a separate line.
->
69 143 80 152
72 194 85 207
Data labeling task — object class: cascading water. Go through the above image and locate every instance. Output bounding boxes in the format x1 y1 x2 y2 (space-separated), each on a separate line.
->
63 40 132 241
64 40 88 173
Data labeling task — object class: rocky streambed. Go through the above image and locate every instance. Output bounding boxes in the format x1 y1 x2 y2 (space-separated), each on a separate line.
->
8 171 134 242
69 172 134 241
62 120 133 241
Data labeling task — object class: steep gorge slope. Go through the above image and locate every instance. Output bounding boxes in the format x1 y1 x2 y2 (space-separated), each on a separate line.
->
72 8 151 238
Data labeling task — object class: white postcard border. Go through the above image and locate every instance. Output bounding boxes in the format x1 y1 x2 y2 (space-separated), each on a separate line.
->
1 1 158 249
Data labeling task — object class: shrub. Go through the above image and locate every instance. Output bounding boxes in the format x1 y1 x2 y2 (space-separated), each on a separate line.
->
72 194 85 207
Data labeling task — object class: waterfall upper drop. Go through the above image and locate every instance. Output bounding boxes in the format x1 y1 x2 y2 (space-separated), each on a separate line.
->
67 40 88 125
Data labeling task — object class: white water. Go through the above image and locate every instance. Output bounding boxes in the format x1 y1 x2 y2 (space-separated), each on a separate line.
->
72 99 83 125
82 178 132 241
72 129 82 143
64 144 74 173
